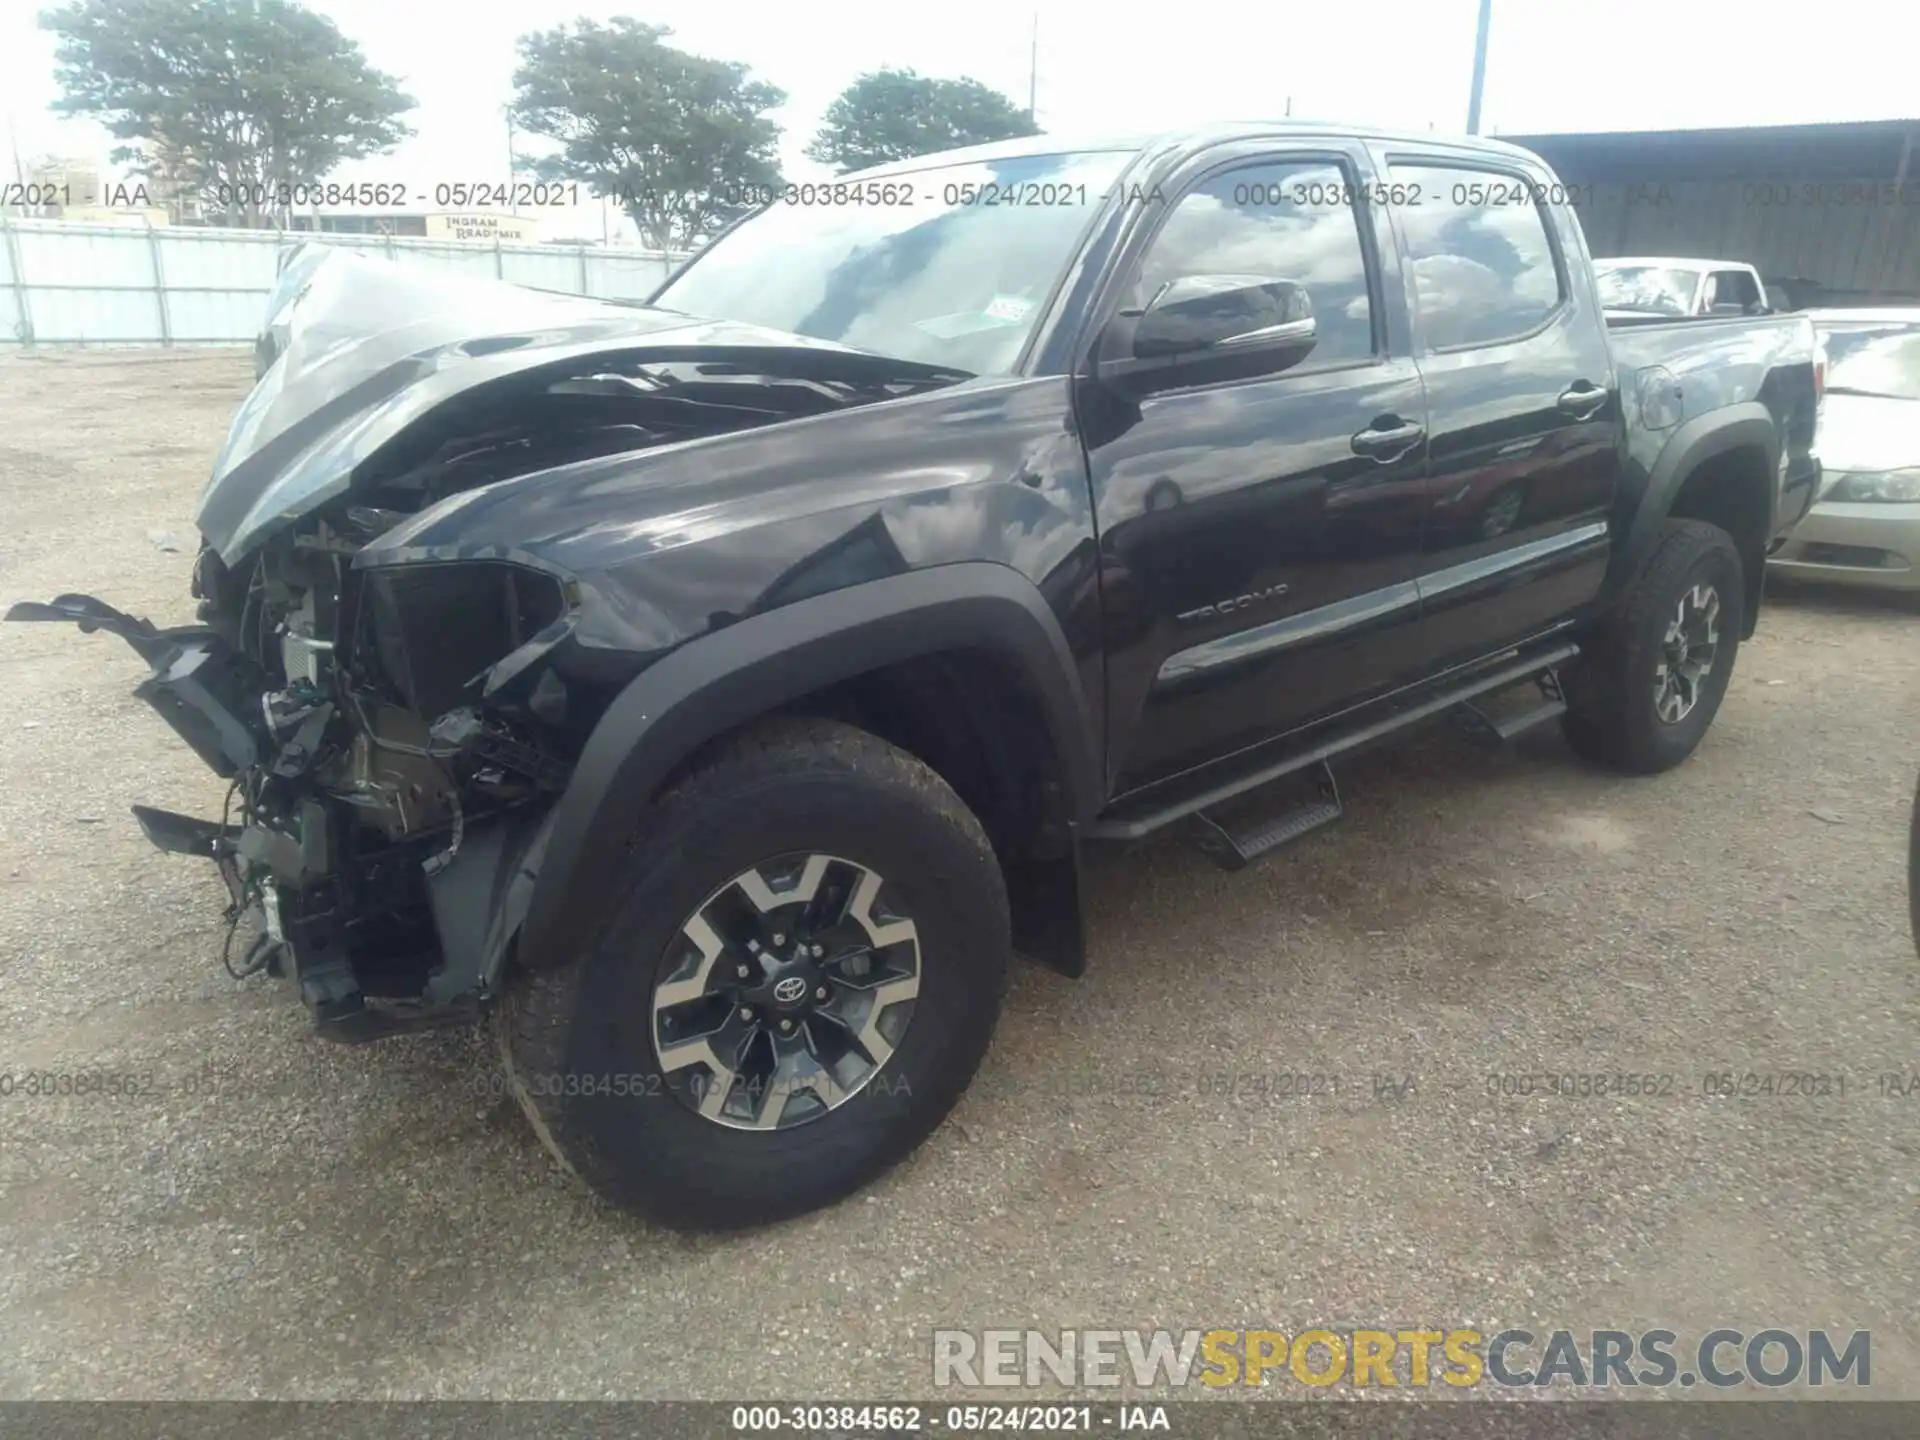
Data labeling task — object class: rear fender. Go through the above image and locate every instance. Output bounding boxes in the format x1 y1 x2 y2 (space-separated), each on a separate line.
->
1607 404 1778 635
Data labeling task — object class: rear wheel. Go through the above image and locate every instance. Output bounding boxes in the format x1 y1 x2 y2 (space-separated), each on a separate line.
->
1563 519 1744 774
495 718 1008 1230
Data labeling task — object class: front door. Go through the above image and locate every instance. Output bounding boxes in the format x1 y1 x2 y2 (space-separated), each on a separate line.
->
1082 143 1430 797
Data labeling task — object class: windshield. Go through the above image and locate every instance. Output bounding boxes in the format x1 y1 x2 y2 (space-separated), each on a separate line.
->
1818 322 1920 401
1594 265 1701 316
651 149 1134 375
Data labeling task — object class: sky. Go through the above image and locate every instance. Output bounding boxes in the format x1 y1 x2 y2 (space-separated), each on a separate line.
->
4 0 1918 243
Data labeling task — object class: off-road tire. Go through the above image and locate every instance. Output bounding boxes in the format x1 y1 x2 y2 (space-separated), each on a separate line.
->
1562 519 1745 774
494 718 1009 1230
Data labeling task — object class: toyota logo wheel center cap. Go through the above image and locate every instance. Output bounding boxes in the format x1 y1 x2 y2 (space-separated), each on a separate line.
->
771 975 809 1005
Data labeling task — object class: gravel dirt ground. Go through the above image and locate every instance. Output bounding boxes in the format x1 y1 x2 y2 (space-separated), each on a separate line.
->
0 349 1916 1402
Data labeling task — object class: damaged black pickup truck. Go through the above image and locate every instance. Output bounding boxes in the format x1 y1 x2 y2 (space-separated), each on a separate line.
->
11 125 1822 1229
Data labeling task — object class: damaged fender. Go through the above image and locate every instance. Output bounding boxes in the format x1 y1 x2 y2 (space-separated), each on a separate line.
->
513 563 1104 979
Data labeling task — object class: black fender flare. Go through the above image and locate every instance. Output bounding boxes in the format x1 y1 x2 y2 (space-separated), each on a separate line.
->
513 562 1103 975
1606 404 1779 630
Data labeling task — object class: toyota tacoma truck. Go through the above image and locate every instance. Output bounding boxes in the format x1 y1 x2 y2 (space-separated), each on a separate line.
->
9 124 1823 1230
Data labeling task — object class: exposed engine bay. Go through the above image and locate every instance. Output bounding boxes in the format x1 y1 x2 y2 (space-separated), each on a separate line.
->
7 291 970 1039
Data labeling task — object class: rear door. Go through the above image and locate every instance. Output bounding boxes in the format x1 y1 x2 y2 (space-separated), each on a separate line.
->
1376 153 1621 672
1081 140 1430 796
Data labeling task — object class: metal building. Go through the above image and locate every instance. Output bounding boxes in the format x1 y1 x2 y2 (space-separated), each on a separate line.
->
1504 120 1920 308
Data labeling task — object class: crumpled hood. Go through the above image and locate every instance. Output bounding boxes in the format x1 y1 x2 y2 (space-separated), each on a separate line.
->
197 245 953 565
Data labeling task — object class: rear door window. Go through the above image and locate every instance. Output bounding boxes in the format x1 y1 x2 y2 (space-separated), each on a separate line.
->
1384 164 1565 349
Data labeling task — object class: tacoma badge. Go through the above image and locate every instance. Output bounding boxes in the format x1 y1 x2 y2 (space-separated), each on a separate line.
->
1176 582 1290 624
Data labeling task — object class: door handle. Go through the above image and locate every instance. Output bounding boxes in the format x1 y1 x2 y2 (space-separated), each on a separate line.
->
1350 420 1425 460
1557 382 1607 418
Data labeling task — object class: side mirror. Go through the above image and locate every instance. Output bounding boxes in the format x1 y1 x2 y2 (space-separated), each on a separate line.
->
1100 275 1317 395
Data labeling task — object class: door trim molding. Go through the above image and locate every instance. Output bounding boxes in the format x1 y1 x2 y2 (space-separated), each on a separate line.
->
1416 520 1611 603
1155 580 1421 689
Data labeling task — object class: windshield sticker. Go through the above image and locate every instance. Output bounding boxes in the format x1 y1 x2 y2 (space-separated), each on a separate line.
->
985 295 1033 323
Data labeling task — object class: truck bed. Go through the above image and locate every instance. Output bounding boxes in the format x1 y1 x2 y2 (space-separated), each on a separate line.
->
1607 308 1823 546
1607 309 1818 411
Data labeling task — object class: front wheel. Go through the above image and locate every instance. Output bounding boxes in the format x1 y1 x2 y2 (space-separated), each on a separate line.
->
494 718 1009 1231
1562 519 1745 775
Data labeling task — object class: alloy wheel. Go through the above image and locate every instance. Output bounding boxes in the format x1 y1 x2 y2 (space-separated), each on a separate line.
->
650 853 921 1131
1653 582 1721 724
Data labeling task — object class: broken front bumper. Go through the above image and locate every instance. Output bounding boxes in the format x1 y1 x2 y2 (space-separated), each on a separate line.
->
10 594 269 773
6 593 540 1042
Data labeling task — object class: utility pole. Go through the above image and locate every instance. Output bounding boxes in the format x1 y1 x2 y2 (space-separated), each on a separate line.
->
506 109 519 216
1027 10 1038 123
5 113 26 191
1466 0 1492 135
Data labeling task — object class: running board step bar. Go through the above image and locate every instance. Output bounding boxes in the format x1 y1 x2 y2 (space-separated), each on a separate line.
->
1192 762 1342 872
1452 668 1568 746
1084 641 1581 844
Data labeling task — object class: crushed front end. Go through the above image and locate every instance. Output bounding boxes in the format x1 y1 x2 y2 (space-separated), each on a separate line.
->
6 246 974 1039
9 532 576 1041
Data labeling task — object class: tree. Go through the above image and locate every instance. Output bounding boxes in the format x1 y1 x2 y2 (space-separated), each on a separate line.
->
40 0 414 227
806 69 1039 175
510 19 785 253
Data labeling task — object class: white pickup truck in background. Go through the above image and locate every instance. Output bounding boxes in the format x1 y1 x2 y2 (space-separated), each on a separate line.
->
1594 257 1773 320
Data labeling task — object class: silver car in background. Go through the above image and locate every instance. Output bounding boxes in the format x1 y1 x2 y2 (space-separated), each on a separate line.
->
1770 309 1920 592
